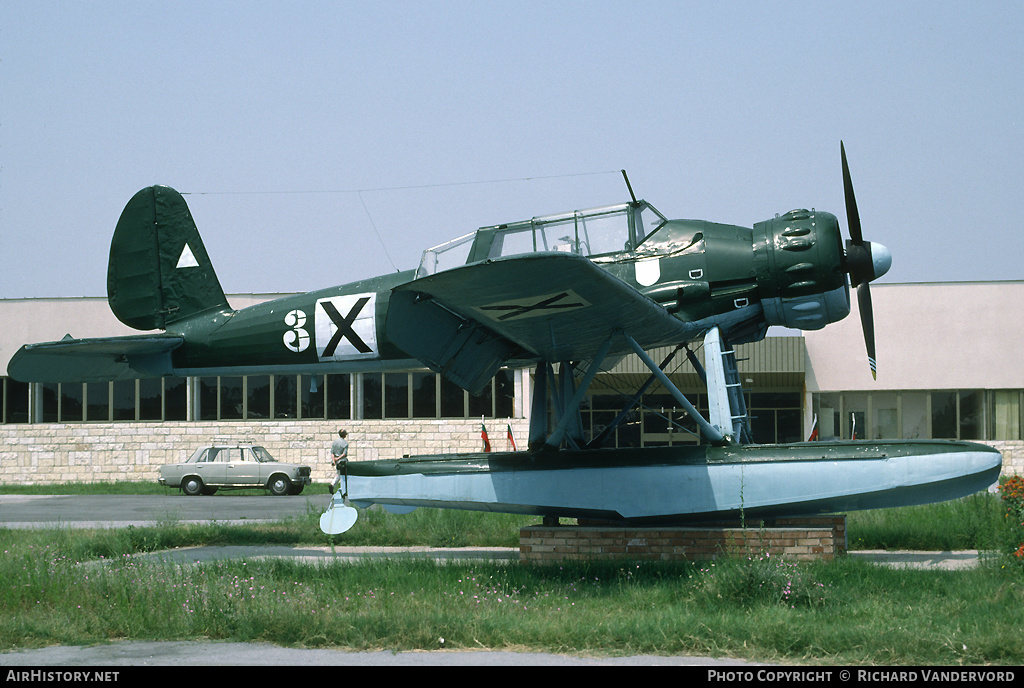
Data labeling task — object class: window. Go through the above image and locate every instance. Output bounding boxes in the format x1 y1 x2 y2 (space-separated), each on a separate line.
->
300 374 324 419
440 376 465 417
992 390 1021 440
959 390 984 440
931 391 958 439
812 389 1023 441
274 375 297 419
2 369 518 424
58 383 82 422
164 378 187 421
466 203 666 262
468 379 493 418
412 372 437 418
494 369 514 418
198 378 218 421
384 373 409 418
577 390 716 448
325 374 351 419
580 210 630 256
3 378 29 423
843 393 867 440
139 378 163 421
815 393 841 440
296 376 352 419
113 380 136 421
872 392 898 440
489 225 535 259
901 392 928 439
748 392 802 443
219 377 244 420
86 382 110 422
247 376 271 420
362 375 382 419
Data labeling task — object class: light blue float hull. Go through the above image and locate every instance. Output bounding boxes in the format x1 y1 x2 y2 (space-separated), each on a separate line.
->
339 440 1002 524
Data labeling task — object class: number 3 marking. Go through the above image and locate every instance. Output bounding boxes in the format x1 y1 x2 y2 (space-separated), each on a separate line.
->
283 310 310 352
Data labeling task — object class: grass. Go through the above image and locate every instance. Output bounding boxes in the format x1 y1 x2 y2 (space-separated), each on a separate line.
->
2 482 1022 664
1 536 1022 664
846 491 1007 551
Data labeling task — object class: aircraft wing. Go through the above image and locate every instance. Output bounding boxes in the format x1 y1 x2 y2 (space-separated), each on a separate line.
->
7 334 184 383
385 252 690 393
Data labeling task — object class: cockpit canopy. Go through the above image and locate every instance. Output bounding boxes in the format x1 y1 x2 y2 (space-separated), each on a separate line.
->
416 201 668 278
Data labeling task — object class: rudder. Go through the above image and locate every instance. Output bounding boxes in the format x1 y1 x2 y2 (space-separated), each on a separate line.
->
107 185 229 330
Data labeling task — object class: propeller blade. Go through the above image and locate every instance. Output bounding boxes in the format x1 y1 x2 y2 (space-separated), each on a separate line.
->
841 141 863 245
842 142 882 380
857 283 877 380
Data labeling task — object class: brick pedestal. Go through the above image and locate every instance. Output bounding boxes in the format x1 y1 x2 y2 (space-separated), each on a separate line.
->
519 516 846 563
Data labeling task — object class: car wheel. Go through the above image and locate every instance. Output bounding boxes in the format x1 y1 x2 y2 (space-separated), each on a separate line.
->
268 476 291 496
182 477 204 496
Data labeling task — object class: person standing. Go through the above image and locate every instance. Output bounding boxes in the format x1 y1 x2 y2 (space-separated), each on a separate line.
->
330 429 349 494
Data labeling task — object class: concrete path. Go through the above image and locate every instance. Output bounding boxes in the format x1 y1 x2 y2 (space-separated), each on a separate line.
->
0 641 766 666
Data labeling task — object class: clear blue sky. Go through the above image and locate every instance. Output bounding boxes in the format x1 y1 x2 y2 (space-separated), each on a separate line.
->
2 1 1021 298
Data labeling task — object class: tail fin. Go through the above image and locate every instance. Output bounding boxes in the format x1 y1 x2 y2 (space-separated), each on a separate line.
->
107 186 229 330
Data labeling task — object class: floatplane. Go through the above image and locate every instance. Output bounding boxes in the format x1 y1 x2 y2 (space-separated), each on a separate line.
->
8 143 1000 535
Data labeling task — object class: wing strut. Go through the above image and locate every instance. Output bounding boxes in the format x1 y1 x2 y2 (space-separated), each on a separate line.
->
530 328 739 449
585 344 685 448
528 362 553 450
622 333 730 446
543 333 616 450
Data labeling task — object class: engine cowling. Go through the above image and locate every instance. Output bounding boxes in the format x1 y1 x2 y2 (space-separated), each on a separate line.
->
753 209 851 331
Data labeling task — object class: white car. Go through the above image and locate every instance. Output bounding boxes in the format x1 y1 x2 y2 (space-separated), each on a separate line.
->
159 443 312 496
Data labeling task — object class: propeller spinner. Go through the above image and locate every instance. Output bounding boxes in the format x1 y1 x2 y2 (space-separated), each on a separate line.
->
841 141 892 379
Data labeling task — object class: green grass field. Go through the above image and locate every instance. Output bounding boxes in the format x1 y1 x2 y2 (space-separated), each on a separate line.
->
1 483 1022 664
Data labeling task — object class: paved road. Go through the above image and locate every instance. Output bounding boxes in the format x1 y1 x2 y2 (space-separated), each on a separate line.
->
0 641 767 667
0 492 328 528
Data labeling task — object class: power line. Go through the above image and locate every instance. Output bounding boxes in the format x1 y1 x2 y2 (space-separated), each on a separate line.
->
180 170 621 196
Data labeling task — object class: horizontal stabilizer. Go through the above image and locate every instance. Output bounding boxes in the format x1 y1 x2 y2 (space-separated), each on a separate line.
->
7 334 184 383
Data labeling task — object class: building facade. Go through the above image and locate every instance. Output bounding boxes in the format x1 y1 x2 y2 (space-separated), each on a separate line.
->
2 282 1022 485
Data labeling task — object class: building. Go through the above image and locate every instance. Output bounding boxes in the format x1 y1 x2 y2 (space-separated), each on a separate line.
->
2 282 1022 485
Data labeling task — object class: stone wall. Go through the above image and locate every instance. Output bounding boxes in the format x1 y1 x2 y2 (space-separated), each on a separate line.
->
991 440 1024 476
1 425 1019 487
0 419 530 486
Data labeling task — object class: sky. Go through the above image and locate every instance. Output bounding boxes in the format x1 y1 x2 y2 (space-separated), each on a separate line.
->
1 1 1021 299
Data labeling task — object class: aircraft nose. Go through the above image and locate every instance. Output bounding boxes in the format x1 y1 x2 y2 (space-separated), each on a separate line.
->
869 242 892 281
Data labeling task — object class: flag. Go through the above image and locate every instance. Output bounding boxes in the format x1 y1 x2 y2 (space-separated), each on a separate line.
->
480 421 491 453
807 414 819 441
507 424 517 451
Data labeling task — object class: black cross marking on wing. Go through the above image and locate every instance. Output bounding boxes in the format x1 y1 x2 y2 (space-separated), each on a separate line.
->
321 297 372 356
478 291 585 321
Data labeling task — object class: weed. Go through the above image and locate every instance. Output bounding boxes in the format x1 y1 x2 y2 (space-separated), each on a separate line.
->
697 554 831 609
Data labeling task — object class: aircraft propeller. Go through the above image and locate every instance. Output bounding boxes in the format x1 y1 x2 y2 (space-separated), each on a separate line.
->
840 141 892 380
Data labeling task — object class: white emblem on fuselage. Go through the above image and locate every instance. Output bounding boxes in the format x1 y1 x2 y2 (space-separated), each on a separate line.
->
634 258 661 286
315 294 378 360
